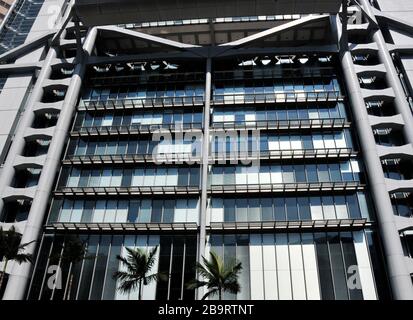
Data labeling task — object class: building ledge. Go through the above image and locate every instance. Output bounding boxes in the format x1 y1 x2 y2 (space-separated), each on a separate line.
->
212 91 343 105
2 186 37 201
210 148 358 162
211 118 350 131
376 144 413 160
45 222 199 232
395 215 413 232
386 178 413 194
79 97 205 111
63 153 201 165
208 219 370 232
63 149 357 166
70 123 203 137
208 182 364 194
369 114 405 129
54 186 201 196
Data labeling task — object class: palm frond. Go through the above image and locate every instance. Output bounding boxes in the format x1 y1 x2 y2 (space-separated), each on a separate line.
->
185 250 243 300
113 246 164 296
201 288 219 300
185 279 209 290
13 253 33 265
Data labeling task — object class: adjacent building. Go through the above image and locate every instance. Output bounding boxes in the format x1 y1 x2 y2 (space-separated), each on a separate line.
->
0 0 413 300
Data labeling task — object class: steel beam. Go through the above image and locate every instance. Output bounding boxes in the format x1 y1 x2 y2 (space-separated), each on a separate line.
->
337 5 413 299
2 27 98 301
197 57 211 300
360 0 413 146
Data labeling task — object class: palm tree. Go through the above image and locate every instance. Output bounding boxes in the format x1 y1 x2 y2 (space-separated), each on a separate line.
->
186 251 242 300
113 246 167 300
0 226 34 292
58 237 87 300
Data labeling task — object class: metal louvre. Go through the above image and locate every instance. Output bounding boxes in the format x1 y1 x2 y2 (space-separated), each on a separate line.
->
74 0 342 27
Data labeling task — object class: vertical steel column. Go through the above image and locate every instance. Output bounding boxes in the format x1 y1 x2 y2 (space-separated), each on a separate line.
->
197 57 212 299
360 0 413 145
338 5 413 299
0 49 56 218
2 27 98 300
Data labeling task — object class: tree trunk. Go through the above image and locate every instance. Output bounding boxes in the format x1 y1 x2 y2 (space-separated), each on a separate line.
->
218 288 222 300
0 259 8 295
138 279 142 300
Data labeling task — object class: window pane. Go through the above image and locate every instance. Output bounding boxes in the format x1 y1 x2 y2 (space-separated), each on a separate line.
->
261 198 273 221
286 198 299 220
274 198 286 220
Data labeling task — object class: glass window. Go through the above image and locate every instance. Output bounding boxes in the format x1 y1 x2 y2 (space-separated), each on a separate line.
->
247 166 259 185
282 165 295 183
236 199 248 222
107 141 117 154
317 164 330 183
152 200 163 222
82 201 94 223
117 141 127 154
154 168 167 187
328 233 348 300
96 141 106 155
90 235 110 299
310 197 323 220
121 169 133 187
111 169 122 187
127 140 138 155
75 139 87 156
341 232 363 299
77 235 98 300
175 199 187 222
329 163 342 182
144 168 155 186
261 198 273 221
248 198 261 221
224 199 236 222
286 198 299 220
67 168 81 187
163 200 175 223
104 200 117 222
115 201 128 223
128 200 139 223
357 193 370 219
314 232 335 300
347 194 361 219
335 196 348 219
138 200 151 222
60 200 73 222
86 141 97 156
297 197 311 220
295 165 306 183
189 167 200 186
78 170 90 187
340 162 354 181
187 199 199 223
274 198 286 220
93 200 106 222
86 169 99 187
178 168 189 186
162 167 176 186
100 169 112 187
322 196 336 219
259 166 271 184
71 201 83 222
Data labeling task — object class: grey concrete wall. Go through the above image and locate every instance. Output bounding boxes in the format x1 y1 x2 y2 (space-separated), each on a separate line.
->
0 0 67 165
376 0 413 101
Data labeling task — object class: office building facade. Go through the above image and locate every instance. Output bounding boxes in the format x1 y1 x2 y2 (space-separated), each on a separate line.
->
0 0 413 300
